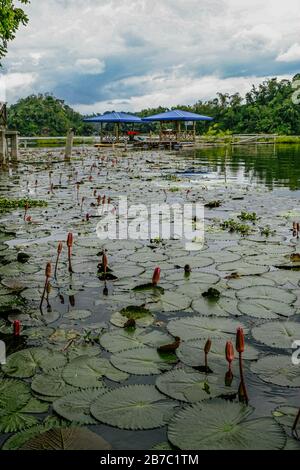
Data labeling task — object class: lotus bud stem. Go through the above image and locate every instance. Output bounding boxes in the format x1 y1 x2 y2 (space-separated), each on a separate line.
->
152 267 161 286
24 202 29 221
40 262 51 310
236 327 249 405
102 252 108 275
204 339 212 370
80 197 85 212
54 242 63 279
225 341 235 371
292 409 300 437
67 233 74 273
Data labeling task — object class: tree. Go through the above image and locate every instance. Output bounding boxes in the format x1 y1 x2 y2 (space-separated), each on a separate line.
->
0 0 29 64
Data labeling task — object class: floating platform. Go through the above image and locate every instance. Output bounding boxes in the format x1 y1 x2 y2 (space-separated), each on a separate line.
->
133 140 195 150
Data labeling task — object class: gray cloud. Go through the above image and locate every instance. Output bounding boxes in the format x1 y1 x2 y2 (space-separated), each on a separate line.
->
2 0 300 110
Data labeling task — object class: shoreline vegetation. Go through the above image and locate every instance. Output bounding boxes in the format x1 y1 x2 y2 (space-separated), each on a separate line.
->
7 75 300 139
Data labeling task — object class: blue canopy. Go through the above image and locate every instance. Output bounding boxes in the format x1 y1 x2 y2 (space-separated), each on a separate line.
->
83 112 142 123
142 109 213 122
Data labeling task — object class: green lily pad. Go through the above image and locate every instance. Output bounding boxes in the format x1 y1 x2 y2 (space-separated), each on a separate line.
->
252 321 300 349
147 292 191 312
53 388 107 425
110 346 177 375
100 328 173 353
227 276 275 290
273 406 300 428
251 355 300 387
91 385 177 430
192 296 241 317
2 348 67 378
156 367 234 402
167 316 243 341
168 400 286 450
110 306 154 327
64 310 92 320
63 355 128 387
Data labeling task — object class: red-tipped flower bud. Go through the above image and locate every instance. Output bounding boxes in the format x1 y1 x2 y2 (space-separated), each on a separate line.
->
204 339 212 354
152 267 161 286
67 233 73 248
236 327 245 353
102 252 108 272
13 320 21 337
57 242 63 254
45 262 51 278
226 341 235 364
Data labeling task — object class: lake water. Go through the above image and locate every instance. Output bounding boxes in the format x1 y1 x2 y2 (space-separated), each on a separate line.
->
0 144 300 451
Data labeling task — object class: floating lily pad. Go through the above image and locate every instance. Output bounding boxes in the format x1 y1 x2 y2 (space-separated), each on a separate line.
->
110 346 177 375
156 367 234 403
216 261 269 276
63 355 128 387
251 355 300 387
53 388 107 424
252 321 300 349
227 276 275 290
100 329 173 353
20 427 112 450
172 256 214 269
91 385 177 430
273 406 300 428
168 400 286 450
192 296 241 317
177 338 259 367
2 348 67 378
64 309 92 320
147 292 191 312
167 317 243 341
237 286 296 304
110 306 154 327
31 369 75 398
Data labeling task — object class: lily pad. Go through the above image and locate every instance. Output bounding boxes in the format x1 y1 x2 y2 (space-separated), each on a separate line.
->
168 400 286 450
167 316 243 341
192 296 241 317
2 347 67 379
110 306 154 328
147 292 191 312
251 355 300 387
100 328 173 353
110 346 177 375
64 309 92 320
91 385 177 430
252 321 300 349
63 355 128 387
53 388 107 425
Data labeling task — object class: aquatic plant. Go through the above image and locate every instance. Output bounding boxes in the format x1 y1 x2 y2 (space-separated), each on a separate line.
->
54 242 63 279
13 320 21 337
237 211 258 222
204 339 212 371
152 267 161 286
202 288 220 300
67 233 74 274
260 226 276 237
225 341 234 386
0 198 47 212
40 262 52 310
292 409 300 439
157 337 181 354
236 327 249 405
220 219 253 235
205 200 221 209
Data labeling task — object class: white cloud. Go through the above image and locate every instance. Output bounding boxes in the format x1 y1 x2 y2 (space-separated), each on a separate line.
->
2 0 300 108
74 73 292 114
0 73 37 102
276 43 300 63
74 58 105 75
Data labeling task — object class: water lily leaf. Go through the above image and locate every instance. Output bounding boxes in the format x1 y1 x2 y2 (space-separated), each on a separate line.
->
110 346 177 375
227 276 275 290
49 328 80 343
2 422 57 450
172 256 214 269
0 379 31 411
53 388 107 424
177 338 259 367
252 321 300 349
237 286 296 304
147 292 191 312
167 316 243 341
63 355 128 387
20 397 49 414
168 400 286 450
100 328 173 353
192 296 241 317
67 344 101 361
8 311 60 326
2 348 67 378
0 410 38 433
23 327 54 340
166 271 219 285
127 251 168 264
110 306 154 327
64 309 92 320
31 369 75 397
156 367 234 403
239 299 294 319
91 385 177 430
273 406 299 428
251 355 300 387
216 261 269 276
20 427 112 450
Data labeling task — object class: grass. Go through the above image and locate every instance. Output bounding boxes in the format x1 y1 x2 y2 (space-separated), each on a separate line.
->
0 198 47 211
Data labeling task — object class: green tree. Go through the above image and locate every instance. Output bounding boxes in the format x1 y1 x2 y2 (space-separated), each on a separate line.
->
0 0 30 64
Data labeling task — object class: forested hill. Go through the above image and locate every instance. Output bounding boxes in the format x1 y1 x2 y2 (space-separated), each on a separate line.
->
7 75 300 136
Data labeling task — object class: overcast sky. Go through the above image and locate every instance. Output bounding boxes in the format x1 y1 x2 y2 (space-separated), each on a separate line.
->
1 0 300 113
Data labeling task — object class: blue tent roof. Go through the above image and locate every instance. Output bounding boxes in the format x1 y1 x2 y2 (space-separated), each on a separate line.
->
83 112 142 123
142 109 213 122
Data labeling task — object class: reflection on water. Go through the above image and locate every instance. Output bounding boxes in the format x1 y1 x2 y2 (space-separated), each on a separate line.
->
181 144 300 190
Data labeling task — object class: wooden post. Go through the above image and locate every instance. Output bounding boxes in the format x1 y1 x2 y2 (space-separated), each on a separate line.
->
193 121 196 142
11 132 19 161
0 129 6 164
65 128 74 161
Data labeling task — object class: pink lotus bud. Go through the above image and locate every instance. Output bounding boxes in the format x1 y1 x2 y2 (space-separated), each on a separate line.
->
152 267 161 286
67 233 73 248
